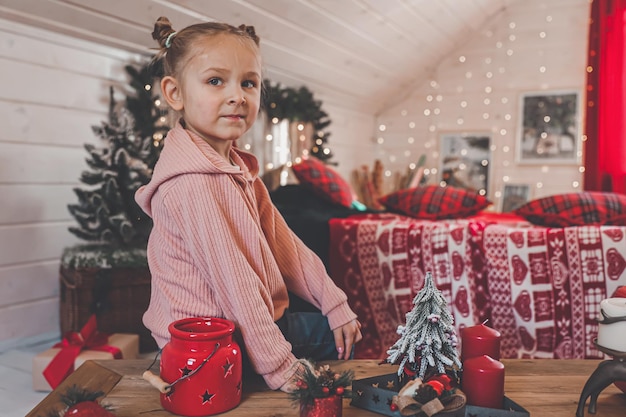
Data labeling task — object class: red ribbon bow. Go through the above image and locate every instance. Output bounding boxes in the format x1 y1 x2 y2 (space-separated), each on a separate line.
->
43 315 122 389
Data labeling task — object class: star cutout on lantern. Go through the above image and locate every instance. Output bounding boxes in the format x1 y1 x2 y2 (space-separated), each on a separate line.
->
222 359 234 377
372 394 380 403
357 390 363 396
372 383 379 388
180 366 192 377
237 381 242 393
386 380 395 389
201 390 215 404
387 398 393 406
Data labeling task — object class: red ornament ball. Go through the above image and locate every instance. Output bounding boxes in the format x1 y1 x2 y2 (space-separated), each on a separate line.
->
390 403 399 411
335 386 345 395
322 387 330 395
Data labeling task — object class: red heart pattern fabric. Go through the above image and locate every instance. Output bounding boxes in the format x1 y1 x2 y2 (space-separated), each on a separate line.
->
328 213 625 360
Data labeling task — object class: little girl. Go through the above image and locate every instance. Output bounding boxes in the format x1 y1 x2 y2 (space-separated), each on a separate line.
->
135 17 362 391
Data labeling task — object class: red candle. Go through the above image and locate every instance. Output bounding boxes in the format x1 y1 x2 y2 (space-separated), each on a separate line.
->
461 323 501 361
461 355 505 409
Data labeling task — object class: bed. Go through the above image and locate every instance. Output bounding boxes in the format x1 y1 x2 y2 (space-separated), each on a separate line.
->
327 212 626 360
270 160 626 361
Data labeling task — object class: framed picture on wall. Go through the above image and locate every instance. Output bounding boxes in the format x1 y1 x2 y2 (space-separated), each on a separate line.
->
500 183 531 212
439 132 491 194
516 90 581 164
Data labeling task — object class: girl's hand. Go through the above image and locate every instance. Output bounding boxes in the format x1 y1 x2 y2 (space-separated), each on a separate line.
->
333 319 362 360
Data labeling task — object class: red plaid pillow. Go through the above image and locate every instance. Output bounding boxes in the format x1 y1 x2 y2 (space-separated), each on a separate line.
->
291 157 354 208
378 185 491 220
514 192 626 227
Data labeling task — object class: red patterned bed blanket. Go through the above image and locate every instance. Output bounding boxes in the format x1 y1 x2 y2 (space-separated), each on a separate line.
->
328 213 626 360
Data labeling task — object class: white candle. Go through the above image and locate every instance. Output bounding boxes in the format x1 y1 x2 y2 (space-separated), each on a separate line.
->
597 298 626 353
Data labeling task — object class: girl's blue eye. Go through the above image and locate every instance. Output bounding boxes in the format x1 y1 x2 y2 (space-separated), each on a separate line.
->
208 78 222 86
242 80 257 88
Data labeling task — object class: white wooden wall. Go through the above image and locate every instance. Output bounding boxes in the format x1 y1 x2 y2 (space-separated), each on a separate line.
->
0 18 375 349
375 0 589 206
0 19 145 350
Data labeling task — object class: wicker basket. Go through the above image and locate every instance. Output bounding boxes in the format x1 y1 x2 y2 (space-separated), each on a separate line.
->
59 265 157 353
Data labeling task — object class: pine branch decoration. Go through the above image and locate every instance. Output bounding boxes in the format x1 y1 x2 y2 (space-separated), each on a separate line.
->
288 359 353 406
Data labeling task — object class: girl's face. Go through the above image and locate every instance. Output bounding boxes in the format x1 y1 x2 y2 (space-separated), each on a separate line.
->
162 34 262 156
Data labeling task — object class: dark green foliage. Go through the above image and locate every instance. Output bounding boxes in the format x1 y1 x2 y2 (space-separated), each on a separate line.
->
60 384 104 406
67 87 153 247
67 61 169 252
124 64 169 169
263 81 335 163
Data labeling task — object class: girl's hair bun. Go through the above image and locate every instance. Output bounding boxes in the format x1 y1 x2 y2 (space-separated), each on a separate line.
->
152 16 176 49
238 24 260 45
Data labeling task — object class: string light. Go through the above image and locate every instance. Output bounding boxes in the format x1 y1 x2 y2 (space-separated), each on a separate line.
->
371 8 581 198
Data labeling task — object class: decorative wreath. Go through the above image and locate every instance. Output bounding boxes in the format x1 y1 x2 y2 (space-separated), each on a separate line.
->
262 80 331 140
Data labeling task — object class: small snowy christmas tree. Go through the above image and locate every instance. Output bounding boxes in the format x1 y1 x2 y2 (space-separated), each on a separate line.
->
385 272 462 381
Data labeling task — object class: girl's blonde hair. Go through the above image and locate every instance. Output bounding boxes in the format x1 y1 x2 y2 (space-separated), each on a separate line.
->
151 16 261 79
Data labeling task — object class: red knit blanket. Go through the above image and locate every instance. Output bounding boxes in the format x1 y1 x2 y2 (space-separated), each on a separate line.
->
329 213 625 360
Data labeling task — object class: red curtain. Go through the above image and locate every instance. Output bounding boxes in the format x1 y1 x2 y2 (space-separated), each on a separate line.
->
584 0 626 193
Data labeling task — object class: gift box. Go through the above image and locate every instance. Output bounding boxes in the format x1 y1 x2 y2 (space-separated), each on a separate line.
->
351 374 528 417
32 332 139 391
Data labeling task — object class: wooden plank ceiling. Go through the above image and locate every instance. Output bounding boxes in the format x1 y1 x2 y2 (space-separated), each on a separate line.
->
0 0 517 114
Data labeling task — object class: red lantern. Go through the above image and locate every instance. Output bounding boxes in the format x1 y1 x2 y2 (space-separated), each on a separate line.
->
159 317 242 416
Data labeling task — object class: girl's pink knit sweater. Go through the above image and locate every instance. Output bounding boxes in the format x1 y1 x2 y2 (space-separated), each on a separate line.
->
135 123 357 389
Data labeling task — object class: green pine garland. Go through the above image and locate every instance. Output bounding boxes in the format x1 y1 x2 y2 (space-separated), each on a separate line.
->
263 80 334 163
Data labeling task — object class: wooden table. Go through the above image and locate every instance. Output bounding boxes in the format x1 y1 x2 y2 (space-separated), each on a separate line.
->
27 359 626 417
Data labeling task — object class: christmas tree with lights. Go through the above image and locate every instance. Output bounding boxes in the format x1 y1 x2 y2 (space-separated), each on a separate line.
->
385 272 462 381
64 62 169 267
